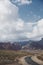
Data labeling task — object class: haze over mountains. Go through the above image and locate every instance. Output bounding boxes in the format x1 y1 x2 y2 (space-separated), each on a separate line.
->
0 38 43 50
22 39 43 50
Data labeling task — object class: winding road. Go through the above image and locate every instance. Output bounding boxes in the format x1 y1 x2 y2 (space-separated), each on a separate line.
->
19 56 28 65
19 56 40 65
31 56 43 65
25 57 39 65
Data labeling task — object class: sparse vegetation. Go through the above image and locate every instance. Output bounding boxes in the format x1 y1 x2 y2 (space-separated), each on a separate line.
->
37 55 43 61
0 50 34 65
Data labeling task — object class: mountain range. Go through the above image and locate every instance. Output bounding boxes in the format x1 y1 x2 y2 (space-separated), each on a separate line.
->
22 39 43 50
0 38 43 50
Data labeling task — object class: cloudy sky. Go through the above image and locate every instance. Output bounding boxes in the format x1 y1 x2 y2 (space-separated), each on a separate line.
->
0 0 43 42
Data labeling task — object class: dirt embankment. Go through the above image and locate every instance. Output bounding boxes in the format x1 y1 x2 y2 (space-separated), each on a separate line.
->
18 56 29 65
31 56 43 65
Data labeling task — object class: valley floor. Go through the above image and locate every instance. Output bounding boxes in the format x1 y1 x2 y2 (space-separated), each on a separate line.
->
0 50 43 65
18 56 43 65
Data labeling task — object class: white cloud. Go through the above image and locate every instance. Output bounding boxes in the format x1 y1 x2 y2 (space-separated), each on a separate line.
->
0 0 19 42
14 0 32 5
0 0 43 42
25 19 43 41
0 0 18 21
25 26 38 38
16 19 24 31
37 19 43 35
